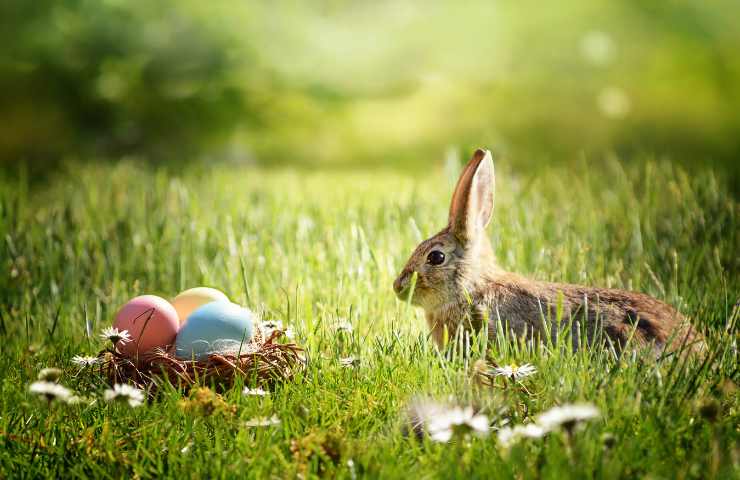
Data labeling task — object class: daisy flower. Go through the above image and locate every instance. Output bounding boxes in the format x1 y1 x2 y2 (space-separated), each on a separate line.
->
261 320 283 330
29 381 73 403
427 406 489 442
260 320 284 338
99 327 132 345
335 321 353 334
72 355 101 367
537 403 599 431
406 399 449 439
497 423 547 448
242 387 269 397
339 356 360 368
104 384 145 407
244 415 281 427
284 327 296 340
493 363 537 380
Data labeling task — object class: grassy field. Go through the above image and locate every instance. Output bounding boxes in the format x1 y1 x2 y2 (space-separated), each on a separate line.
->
0 158 738 478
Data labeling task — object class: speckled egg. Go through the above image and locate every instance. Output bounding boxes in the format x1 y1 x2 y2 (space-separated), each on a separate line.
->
113 295 180 358
171 287 230 325
175 301 254 360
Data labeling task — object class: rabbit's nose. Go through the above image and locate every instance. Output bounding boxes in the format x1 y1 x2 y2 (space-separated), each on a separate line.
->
393 270 410 294
393 276 405 294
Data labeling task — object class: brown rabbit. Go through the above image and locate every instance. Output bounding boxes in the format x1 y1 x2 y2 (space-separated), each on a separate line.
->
393 149 702 354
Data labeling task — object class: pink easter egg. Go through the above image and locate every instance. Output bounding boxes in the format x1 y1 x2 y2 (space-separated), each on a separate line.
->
113 295 179 358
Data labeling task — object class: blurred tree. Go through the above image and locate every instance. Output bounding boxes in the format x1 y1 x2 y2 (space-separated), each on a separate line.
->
0 0 738 184
0 0 261 164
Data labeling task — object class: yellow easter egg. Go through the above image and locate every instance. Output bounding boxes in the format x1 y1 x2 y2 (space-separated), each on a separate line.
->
171 287 230 325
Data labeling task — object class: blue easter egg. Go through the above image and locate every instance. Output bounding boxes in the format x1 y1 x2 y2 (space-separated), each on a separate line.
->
175 301 254 360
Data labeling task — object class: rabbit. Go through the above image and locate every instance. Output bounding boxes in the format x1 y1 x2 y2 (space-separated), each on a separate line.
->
393 148 703 354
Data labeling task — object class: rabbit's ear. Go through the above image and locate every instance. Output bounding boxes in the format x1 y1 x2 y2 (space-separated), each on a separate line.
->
448 149 495 242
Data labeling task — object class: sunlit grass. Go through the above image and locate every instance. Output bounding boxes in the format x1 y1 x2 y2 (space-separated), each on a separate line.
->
0 158 737 477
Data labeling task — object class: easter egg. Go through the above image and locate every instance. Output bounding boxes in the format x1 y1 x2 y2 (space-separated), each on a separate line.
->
175 301 254 360
171 287 230 325
113 295 179 358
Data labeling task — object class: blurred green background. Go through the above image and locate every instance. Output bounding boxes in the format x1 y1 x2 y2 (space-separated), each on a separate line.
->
2 0 739 182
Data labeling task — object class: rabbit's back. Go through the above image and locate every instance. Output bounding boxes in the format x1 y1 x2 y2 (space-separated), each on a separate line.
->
478 274 700 352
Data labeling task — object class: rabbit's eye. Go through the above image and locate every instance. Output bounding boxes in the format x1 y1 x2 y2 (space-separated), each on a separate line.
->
427 250 445 266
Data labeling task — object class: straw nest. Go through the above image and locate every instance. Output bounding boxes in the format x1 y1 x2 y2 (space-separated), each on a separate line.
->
96 325 304 394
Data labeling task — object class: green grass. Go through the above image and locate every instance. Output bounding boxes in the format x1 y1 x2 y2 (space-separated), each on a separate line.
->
0 158 737 478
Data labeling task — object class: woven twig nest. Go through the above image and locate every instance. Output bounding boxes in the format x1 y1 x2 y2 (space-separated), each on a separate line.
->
97 325 305 394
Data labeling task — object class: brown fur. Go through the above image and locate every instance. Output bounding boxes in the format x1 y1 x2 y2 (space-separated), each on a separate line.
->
393 149 702 354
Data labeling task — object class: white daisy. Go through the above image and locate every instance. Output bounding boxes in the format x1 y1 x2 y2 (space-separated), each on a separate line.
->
537 403 600 431
429 428 452 442
99 327 132 345
284 327 296 340
261 320 283 330
37 367 62 382
242 387 269 396
29 381 73 403
406 399 449 439
104 384 145 407
427 406 489 442
72 355 101 367
496 426 517 447
497 423 547 447
244 415 281 427
260 320 284 338
339 356 360 368
335 321 353 333
493 363 537 380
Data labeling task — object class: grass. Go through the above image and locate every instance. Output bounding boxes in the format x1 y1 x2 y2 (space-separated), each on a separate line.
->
0 157 737 478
